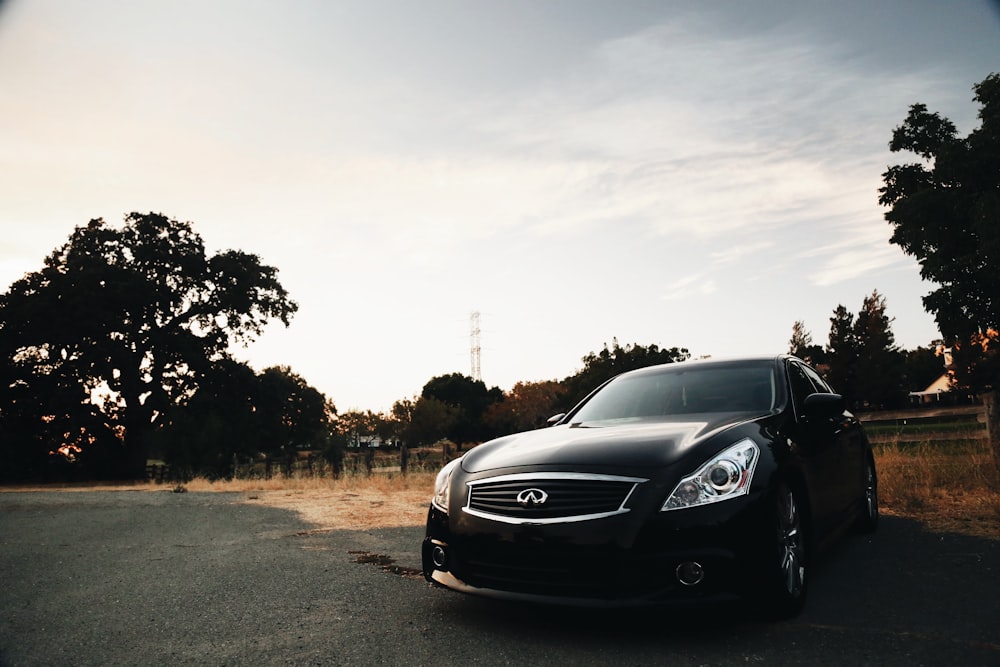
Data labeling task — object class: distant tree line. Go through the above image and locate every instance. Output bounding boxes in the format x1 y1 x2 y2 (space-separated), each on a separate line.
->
344 340 693 454
788 290 947 411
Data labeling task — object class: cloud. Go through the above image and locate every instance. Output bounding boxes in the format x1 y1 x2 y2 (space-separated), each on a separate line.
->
424 14 949 256
710 241 775 265
661 273 717 301
800 219 910 286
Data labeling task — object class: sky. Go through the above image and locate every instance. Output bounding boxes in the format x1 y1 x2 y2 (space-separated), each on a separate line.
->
1 0 998 412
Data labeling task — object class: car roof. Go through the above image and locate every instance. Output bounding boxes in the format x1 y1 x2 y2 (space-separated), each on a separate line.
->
620 354 789 378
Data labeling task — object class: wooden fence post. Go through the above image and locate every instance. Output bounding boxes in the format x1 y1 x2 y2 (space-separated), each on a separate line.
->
983 391 1000 480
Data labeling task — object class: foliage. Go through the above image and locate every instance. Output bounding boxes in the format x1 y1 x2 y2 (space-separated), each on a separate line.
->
151 363 334 480
823 292 905 409
788 320 825 366
256 366 334 474
420 373 503 444
825 305 858 398
853 291 905 408
879 73 1000 391
0 212 297 479
335 409 393 448
560 339 691 409
482 380 566 435
391 395 459 448
151 358 261 480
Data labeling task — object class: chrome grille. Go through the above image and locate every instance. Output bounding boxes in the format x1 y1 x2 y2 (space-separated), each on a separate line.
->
463 472 646 524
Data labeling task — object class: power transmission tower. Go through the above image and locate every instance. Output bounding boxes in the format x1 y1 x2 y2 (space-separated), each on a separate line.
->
470 311 482 382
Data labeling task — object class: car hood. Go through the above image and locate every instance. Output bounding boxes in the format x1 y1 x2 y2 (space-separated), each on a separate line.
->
461 414 759 474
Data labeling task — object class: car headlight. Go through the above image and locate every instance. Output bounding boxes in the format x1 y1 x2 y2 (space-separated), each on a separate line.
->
432 457 463 514
662 439 759 511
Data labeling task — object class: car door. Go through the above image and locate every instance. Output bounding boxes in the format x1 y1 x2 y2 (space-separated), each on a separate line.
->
785 360 853 537
800 363 867 514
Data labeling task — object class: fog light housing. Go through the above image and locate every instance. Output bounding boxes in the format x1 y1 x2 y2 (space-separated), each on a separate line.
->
675 561 705 586
431 545 447 569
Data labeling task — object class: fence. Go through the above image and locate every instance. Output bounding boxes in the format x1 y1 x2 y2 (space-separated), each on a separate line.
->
859 404 987 443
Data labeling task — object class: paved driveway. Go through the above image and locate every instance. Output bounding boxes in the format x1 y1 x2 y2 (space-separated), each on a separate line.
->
0 491 997 666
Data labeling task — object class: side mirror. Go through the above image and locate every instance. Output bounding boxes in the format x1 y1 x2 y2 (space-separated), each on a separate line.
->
802 392 845 418
546 413 566 427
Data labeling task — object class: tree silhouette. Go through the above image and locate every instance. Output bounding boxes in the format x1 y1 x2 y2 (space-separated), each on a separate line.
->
421 373 503 444
0 213 297 479
788 320 825 366
823 293 905 409
560 340 690 410
880 73 1000 469
852 291 905 409
879 73 999 389
152 358 262 480
825 305 858 400
482 380 566 435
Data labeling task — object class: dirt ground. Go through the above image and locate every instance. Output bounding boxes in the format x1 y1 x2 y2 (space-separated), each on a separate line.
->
249 489 998 538
0 477 436 531
244 486 431 531
3 476 997 538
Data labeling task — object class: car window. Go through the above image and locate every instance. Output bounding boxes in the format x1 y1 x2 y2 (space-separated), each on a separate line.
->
801 363 833 393
570 364 776 424
786 362 819 418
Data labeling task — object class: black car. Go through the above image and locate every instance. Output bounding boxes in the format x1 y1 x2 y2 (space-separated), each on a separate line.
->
422 355 878 617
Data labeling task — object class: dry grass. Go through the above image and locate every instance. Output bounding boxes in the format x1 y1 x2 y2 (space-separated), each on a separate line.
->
874 441 1000 539
229 472 436 531
4 444 999 539
0 471 437 531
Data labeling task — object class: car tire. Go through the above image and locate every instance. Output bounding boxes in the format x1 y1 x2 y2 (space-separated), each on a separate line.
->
764 481 808 619
853 456 879 534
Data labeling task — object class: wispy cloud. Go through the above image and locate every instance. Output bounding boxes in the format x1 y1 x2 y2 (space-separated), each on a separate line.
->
710 241 775 265
661 273 717 300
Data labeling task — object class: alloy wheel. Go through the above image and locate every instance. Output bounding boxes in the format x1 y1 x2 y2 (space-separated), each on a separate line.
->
855 458 879 533
776 484 805 599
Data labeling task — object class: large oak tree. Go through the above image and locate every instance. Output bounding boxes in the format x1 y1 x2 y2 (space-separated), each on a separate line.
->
879 73 1000 463
0 212 297 479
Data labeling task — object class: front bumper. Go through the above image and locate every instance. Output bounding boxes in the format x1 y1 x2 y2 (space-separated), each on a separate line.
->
422 494 769 606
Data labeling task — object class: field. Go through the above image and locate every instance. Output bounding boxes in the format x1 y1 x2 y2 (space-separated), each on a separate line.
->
4 442 998 539
874 439 999 538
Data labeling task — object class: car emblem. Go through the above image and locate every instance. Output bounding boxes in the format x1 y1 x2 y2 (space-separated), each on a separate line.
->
516 488 549 507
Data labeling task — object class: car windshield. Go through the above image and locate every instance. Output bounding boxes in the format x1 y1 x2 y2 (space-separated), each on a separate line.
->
569 363 776 425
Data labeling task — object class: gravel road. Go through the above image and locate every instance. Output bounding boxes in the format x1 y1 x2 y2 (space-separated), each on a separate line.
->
0 490 997 666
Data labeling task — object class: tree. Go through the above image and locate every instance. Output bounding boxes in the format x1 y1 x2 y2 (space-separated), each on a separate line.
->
560 340 691 409
335 409 393 448
151 362 333 480
879 74 999 385
825 305 858 400
788 320 825 366
824 293 905 409
482 380 566 435
880 73 1000 468
392 395 459 448
256 366 333 476
421 373 503 444
852 290 905 409
152 358 263 480
0 347 115 481
0 213 297 479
